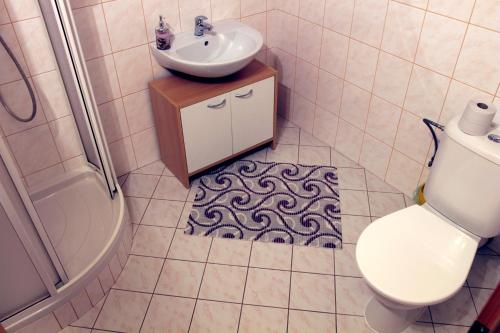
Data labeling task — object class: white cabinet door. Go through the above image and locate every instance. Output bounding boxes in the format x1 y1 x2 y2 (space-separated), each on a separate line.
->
231 77 274 153
181 93 233 173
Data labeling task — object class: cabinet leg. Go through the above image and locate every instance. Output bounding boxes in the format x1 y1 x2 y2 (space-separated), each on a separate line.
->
271 139 277 150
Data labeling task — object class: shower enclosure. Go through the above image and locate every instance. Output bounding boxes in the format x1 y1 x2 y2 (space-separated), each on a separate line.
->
0 1 130 331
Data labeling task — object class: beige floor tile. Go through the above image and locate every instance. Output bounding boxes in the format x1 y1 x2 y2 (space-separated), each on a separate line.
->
288 310 336 333
300 130 329 147
238 305 288 333
337 314 371 333
467 255 500 289
338 168 366 190
292 246 334 274
141 295 195 333
335 276 374 315
244 268 290 308
266 144 299 163
199 264 247 302
114 255 163 293
60 327 90 333
125 197 149 224
94 290 150 333
132 160 165 175
335 244 362 277
433 324 470 333
341 215 371 244
130 225 175 258
155 259 205 297
404 323 436 332
208 238 251 266
153 176 189 201
250 242 292 270
141 199 184 227
186 178 201 202
470 287 493 313
278 126 300 145
430 287 477 326
365 171 399 193
368 191 406 217
70 298 104 328
177 201 193 229
122 173 160 198
167 229 212 261
244 147 267 161
339 190 370 216
190 300 241 333
298 146 330 165
290 272 335 312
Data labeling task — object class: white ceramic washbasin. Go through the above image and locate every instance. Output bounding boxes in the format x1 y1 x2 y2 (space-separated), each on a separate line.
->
151 20 263 78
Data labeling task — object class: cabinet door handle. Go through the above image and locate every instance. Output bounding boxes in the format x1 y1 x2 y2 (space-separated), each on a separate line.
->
235 89 253 99
207 99 226 109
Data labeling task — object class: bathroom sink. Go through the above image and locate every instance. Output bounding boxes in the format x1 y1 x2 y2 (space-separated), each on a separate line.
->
150 20 263 78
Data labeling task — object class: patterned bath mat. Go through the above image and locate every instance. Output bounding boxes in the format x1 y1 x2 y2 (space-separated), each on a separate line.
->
185 160 342 248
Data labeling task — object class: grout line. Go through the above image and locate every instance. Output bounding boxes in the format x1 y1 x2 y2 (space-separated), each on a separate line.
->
286 244 294 332
236 241 253 332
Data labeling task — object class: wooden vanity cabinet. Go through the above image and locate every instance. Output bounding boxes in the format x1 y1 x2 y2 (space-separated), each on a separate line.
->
149 60 278 188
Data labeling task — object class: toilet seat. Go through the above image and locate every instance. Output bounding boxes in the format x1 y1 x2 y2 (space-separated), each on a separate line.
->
356 205 479 307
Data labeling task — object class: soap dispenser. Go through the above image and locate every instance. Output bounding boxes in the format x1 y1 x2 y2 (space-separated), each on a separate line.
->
155 15 171 50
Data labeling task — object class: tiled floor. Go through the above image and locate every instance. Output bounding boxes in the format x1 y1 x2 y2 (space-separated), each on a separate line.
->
64 119 499 333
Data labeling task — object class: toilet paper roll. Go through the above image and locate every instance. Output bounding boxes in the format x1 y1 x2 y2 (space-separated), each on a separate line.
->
458 100 497 136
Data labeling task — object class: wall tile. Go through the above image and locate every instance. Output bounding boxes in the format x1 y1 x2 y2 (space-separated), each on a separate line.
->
372 51 412 106
292 93 315 132
316 69 343 114
7 124 60 175
359 134 392 178
299 0 325 25
470 0 500 32
49 115 84 160
123 89 154 134
241 0 266 16
142 0 181 41
365 95 401 145
86 55 121 104
350 0 387 47
131 127 160 167
428 0 475 22
439 80 493 123
313 106 339 147
381 1 425 61
267 10 298 55
415 13 466 76
212 0 241 20
319 28 349 77
70 0 101 9
340 82 371 129
323 0 354 36
241 13 267 47
267 48 296 89
394 111 431 164
454 25 500 94
98 98 129 143
108 136 137 176
396 0 427 9
73 4 111 60
102 0 147 52
335 119 364 161
178 0 211 32
33 70 72 121
14 313 60 333
114 45 154 96
386 149 423 196
296 19 322 65
3 0 40 22
0 24 28 85
0 0 10 24
270 0 300 15
294 58 319 102
404 65 450 119
345 39 379 91
25 164 65 189
13 17 57 75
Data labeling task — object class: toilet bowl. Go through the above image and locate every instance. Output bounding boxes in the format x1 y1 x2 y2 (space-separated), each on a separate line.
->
355 115 500 333
356 204 479 333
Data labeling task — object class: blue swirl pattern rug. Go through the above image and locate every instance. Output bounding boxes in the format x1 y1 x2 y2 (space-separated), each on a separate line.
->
185 160 342 248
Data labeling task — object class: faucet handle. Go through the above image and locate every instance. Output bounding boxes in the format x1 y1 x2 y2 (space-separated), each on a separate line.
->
195 15 208 24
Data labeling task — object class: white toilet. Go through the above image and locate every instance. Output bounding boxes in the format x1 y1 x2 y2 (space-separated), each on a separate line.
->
355 115 500 333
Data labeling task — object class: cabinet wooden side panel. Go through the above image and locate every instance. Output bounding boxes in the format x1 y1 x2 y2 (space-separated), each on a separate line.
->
149 86 189 187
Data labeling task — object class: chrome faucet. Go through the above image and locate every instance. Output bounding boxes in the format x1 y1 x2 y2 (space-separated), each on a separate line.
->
194 15 213 36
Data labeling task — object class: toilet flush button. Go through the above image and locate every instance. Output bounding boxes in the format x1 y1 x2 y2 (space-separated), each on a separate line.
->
488 134 500 143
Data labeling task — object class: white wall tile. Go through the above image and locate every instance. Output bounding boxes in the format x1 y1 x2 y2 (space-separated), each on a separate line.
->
323 0 354 36
319 29 349 77
294 58 319 102
359 134 392 178
365 95 401 145
470 0 500 32
373 51 412 106
241 0 266 16
427 0 475 22
296 19 322 65
86 55 122 104
113 45 154 96
73 4 111 60
299 0 325 25
316 69 343 114
335 119 364 161
340 82 371 129
142 0 181 41
350 0 388 47
3 0 40 22
345 39 379 91
386 149 423 196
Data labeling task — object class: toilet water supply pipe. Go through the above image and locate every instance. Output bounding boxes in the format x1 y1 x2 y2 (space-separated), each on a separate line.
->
422 118 445 167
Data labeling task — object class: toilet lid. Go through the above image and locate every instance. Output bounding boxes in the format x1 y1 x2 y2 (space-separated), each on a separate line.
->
356 205 479 306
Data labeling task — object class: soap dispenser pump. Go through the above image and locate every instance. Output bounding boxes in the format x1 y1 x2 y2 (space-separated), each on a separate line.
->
155 15 171 50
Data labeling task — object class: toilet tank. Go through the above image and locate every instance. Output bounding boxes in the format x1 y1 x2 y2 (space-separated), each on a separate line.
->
424 116 500 238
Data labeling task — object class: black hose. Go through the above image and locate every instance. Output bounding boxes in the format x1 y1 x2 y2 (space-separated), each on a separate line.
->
0 34 37 122
423 118 445 167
